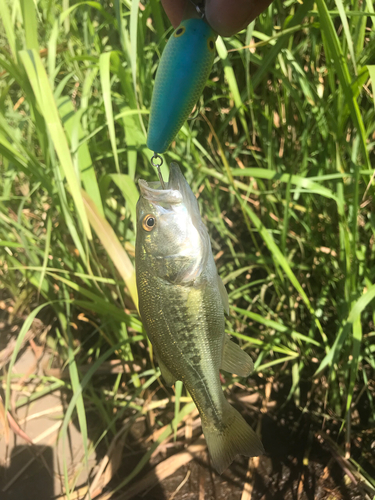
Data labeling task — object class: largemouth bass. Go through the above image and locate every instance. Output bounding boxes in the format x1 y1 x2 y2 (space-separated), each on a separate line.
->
135 163 264 473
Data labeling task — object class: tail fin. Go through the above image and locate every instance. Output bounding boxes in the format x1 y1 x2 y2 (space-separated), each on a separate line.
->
201 401 264 474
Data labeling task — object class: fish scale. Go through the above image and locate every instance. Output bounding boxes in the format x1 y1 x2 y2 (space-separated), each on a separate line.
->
138 270 224 428
135 163 264 473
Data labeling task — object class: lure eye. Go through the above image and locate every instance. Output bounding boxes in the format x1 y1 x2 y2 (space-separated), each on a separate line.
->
207 37 215 52
174 25 186 38
142 214 156 232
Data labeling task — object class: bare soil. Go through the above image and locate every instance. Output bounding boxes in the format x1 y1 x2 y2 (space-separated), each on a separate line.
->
1 307 374 500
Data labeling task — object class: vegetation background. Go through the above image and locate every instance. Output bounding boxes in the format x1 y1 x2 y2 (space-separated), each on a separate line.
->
0 0 374 498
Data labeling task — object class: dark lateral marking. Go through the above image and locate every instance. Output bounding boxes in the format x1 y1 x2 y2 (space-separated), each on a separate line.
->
190 354 201 365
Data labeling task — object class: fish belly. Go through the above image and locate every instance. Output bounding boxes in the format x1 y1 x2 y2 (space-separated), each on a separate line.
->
139 272 223 382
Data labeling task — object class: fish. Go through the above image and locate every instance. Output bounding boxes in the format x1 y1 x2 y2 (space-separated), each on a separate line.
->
147 18 217 154
135 163 264 474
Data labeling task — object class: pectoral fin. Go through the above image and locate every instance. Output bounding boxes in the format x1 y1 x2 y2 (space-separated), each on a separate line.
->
221 336 254 377
158 357 177 387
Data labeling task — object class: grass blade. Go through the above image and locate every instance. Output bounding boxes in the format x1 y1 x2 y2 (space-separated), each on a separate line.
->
368 65 375 110
99 51 120 174
105 173 138 228
20 49 92 240
334 0 356 72
20 0 39 51
38 216 52 296
5 302 53 413
60 97 104 216
0 0 16 59
251 0 314 90
82 189 138 308
316 0 371 173
315 284 375 376
173 380 183 440
130 0 139 88
237 193 328 348
216 36 249 142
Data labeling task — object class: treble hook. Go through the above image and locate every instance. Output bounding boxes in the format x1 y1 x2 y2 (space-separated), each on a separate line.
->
150 153 166 189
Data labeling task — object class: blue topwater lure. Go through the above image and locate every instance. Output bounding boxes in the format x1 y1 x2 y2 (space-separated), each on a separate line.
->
147 17 217 154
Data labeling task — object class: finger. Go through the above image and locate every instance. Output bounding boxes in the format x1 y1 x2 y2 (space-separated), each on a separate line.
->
205 0 273 37
161 0 197 27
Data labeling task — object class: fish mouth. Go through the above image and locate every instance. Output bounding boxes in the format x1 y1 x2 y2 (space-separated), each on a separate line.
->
138 163 185 206
138 162 211 276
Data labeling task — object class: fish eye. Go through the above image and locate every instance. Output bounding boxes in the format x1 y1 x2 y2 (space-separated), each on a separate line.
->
207 37 215 52
142 214 156 232
174 26 186 38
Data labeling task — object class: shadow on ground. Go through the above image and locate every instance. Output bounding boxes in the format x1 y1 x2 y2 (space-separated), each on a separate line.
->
0 446 54 500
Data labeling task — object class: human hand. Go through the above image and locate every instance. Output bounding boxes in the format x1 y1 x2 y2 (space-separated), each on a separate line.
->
161 0 273 37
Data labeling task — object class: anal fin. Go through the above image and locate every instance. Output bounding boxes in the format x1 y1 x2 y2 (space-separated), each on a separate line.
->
221 335 254 377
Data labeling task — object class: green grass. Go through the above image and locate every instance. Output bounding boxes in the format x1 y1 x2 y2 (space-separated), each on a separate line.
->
0 0 374 495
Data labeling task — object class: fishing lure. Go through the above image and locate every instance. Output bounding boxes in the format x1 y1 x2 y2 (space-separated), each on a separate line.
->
147 17 217 154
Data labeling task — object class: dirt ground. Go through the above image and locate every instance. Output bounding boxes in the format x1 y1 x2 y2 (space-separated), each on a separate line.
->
113 392 374 500
1 312 374 500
